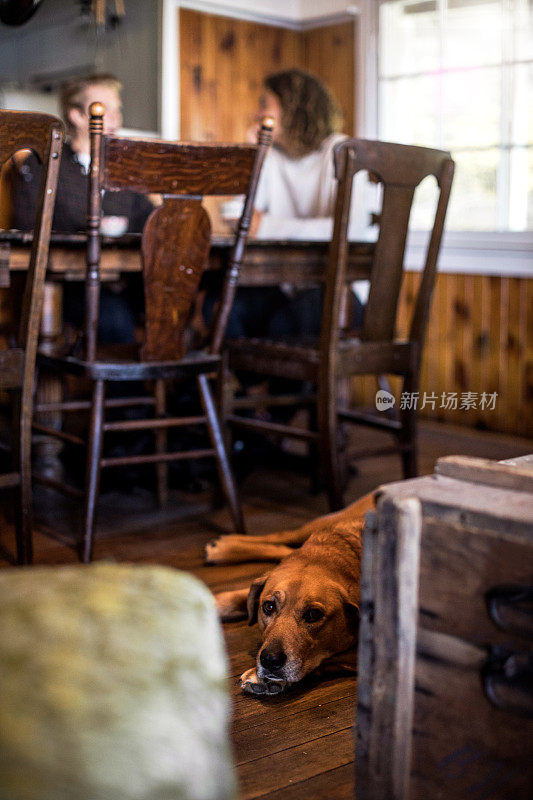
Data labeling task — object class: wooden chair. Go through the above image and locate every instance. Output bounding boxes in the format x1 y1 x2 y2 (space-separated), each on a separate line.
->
223 139 454 510
0 110 63 564
34 103 272 563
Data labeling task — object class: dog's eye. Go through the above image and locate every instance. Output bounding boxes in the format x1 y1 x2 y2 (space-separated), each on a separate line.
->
262 600 276 616
303 608 325 624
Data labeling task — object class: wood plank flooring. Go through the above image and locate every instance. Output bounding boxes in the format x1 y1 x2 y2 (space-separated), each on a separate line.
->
0 421 531 799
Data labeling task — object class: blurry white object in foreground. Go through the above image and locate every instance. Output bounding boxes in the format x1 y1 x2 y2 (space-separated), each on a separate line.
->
0 563 236 800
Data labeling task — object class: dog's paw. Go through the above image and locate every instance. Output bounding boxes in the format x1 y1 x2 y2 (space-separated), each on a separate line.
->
215 590 247 621
204 537 231 564
204 534 254 565
240 668 286 696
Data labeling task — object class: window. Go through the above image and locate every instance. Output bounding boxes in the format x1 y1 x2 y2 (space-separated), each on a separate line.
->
377 0 532 232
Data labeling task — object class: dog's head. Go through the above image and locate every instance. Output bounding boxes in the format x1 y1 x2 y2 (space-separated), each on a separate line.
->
246 561 359 686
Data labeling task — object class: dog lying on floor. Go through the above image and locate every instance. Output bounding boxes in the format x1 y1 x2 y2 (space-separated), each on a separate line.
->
204 493 375 696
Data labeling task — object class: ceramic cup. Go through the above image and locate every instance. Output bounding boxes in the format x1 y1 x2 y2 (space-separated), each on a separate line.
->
100 216 129 237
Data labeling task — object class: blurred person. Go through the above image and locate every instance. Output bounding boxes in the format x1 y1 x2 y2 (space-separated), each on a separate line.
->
208 68 370 343
12 73 154 344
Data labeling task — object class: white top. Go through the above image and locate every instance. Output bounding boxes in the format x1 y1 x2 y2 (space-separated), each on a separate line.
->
254 132 376 242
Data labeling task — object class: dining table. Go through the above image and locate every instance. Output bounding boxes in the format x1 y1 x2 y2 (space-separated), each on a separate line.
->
2 229 375 342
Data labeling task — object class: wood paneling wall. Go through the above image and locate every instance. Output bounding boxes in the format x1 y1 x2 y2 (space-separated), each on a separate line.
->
179 9 355 142
354 272 533 438
302 22 355 136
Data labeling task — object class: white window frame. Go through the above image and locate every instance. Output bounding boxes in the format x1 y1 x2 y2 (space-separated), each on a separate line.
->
358 0 533 277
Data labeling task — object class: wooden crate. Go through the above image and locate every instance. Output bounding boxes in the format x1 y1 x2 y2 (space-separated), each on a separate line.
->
356 455 533 800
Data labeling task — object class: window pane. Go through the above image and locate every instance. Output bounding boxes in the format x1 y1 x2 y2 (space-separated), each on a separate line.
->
379 0 439 77
509 146 532 230
410 174 440 230
527 148 533 231
514 0 533 60
511 64 533 146
443 67 501 148
380 76 440 146
444 0 503 69
446 148 499 230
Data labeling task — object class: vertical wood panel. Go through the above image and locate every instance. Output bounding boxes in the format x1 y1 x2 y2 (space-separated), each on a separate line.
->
525 279 533 433
452 275 467 426
303 21 356 135
498 277 510 432
470 275 489 430
487 276 503 429
505 277 523 435
435 272 454 424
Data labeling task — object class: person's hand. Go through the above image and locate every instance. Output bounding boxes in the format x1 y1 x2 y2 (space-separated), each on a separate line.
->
249 210 263 237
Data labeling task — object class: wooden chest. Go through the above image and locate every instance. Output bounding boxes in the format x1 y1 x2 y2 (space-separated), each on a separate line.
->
356 455 533 800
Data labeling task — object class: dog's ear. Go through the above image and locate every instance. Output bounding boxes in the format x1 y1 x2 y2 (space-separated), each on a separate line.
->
247 575 268 625
337 587 360 635
344 599 360 635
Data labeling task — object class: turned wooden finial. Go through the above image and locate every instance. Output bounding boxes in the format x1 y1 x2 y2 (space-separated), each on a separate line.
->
258 116 274 145
89 102 105 133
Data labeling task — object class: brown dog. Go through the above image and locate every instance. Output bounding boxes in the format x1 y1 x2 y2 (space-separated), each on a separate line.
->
205 493 374 696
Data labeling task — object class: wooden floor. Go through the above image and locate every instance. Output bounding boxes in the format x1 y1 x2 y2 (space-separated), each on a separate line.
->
1 420 531 800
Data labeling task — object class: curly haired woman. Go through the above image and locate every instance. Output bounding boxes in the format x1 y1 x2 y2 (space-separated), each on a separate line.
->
242 68 368 339
250 68 356 243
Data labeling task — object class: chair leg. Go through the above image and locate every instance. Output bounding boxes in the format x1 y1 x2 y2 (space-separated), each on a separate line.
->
154 379 168 506
399 376 419 479
317 379 345 512
197 373 246 534
82 380 105 564
400 411 418 478
211 353 233 511
401 443 418 479
218 351 234 459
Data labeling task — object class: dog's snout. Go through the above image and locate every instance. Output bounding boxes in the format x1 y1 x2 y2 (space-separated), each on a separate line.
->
260 648 287 672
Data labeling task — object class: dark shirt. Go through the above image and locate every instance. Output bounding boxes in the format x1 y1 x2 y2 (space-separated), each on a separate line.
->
12 141 153 233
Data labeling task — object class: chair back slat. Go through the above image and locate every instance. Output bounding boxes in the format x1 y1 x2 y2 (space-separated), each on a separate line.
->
102 138 258 196
141 199 211 361
362 183 415 342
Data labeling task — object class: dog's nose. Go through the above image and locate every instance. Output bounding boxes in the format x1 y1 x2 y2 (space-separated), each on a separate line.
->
260 649 287 672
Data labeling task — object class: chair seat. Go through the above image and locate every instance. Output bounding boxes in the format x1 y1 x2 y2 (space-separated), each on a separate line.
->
37 346 221 381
